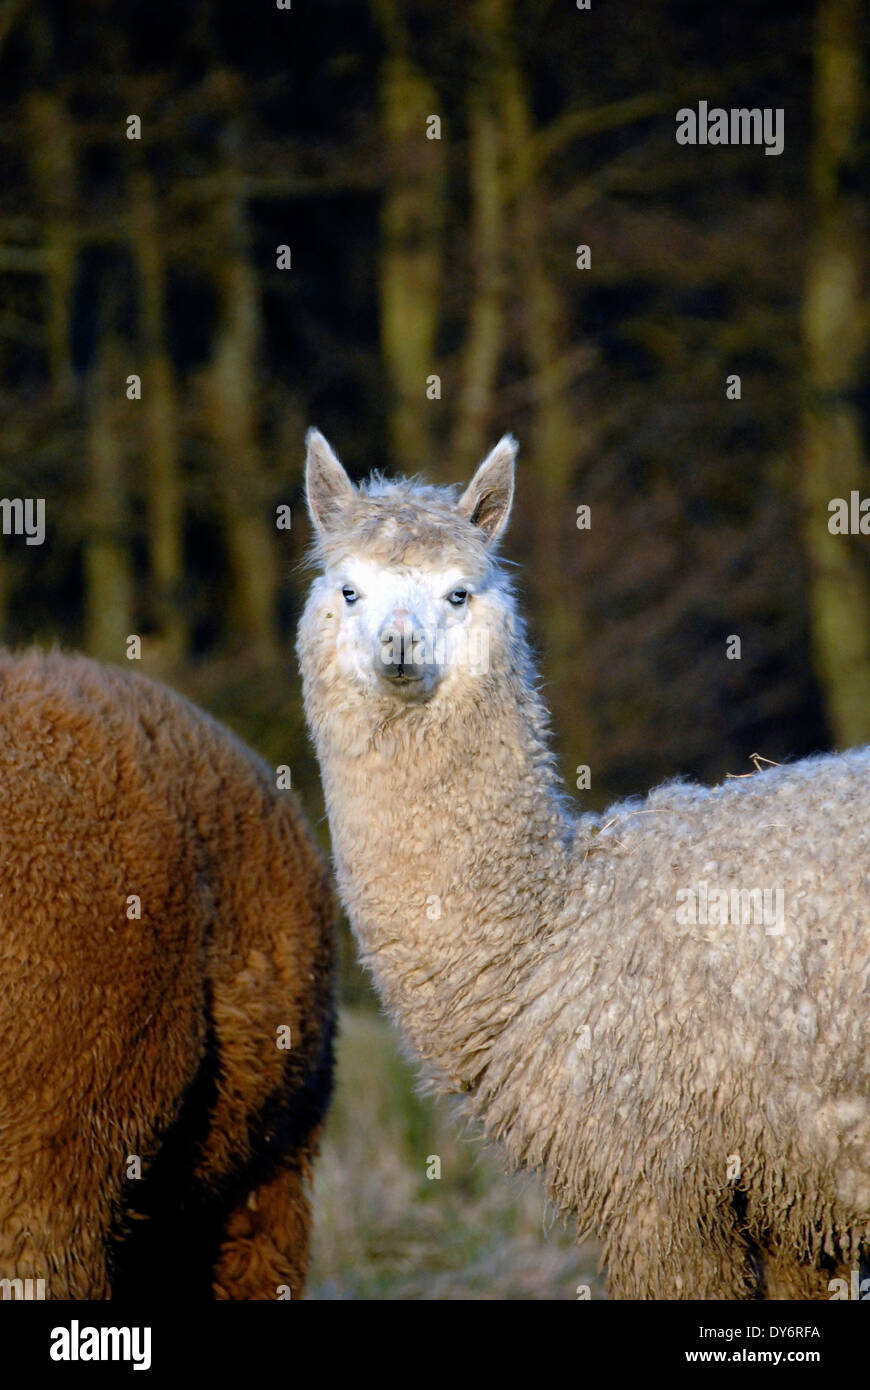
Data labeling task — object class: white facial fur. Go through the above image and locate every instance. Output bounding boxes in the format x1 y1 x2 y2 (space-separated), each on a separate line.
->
316 554 501 702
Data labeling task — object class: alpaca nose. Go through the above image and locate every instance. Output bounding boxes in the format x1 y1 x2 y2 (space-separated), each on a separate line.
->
378 609 426 682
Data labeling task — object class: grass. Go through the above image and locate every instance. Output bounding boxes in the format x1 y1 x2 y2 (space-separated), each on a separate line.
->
307 1005 605 1300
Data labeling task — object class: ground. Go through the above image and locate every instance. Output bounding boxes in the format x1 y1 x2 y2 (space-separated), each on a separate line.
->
308 1007 602 1301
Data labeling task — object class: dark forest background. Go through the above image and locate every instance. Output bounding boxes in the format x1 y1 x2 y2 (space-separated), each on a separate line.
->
2 0 869 804
1 0 868 1295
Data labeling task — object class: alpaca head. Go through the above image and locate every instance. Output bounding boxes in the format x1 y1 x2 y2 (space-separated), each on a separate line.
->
298 429 518 708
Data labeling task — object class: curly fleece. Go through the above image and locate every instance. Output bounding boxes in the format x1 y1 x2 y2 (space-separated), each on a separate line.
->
0 650 335 1300
298 443 870 1300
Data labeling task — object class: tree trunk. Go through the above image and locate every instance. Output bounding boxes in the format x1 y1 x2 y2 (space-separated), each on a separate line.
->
800 0 870 746
500 41 598 772
84 343 134 660
207 122 278 668
451 0 509 468
378 33 445 472
25 89 76 398
129 169 186 667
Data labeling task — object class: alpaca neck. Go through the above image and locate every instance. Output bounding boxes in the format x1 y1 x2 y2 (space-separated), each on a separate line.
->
310 658 574 1091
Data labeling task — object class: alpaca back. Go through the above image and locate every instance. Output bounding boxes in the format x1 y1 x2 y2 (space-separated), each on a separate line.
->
478 750 870 1271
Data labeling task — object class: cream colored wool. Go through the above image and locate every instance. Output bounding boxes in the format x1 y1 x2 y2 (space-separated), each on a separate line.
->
0 650 335 1299
298 429 870 1300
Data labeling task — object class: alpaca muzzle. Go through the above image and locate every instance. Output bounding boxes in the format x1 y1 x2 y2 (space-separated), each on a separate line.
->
377 620 428 683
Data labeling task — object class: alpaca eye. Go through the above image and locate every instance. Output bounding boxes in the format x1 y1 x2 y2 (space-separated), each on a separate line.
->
447 588 468 607
342 586 359 605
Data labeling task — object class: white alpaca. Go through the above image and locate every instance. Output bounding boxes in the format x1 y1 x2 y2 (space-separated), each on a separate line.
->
297 428 870 1300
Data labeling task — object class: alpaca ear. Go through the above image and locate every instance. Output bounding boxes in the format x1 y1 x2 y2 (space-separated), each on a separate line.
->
305 429 355 536
457 434 517 543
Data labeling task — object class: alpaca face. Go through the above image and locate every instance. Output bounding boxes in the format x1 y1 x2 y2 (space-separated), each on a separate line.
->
300 430 517 707
320 554 491 702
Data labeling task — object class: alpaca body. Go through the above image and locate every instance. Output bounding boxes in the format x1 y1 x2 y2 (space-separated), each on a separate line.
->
0 649 334 1299
299 428 870 1299
509 757 870 1298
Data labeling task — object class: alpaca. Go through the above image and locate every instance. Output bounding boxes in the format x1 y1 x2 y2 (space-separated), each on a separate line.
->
0 649 334 1300
297 428 870 1301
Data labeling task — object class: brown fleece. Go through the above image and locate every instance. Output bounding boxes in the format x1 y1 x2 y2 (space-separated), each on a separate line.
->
0 649 335 1300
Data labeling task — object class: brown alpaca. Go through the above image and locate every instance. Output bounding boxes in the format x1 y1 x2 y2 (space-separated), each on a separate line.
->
0 650 335 1300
